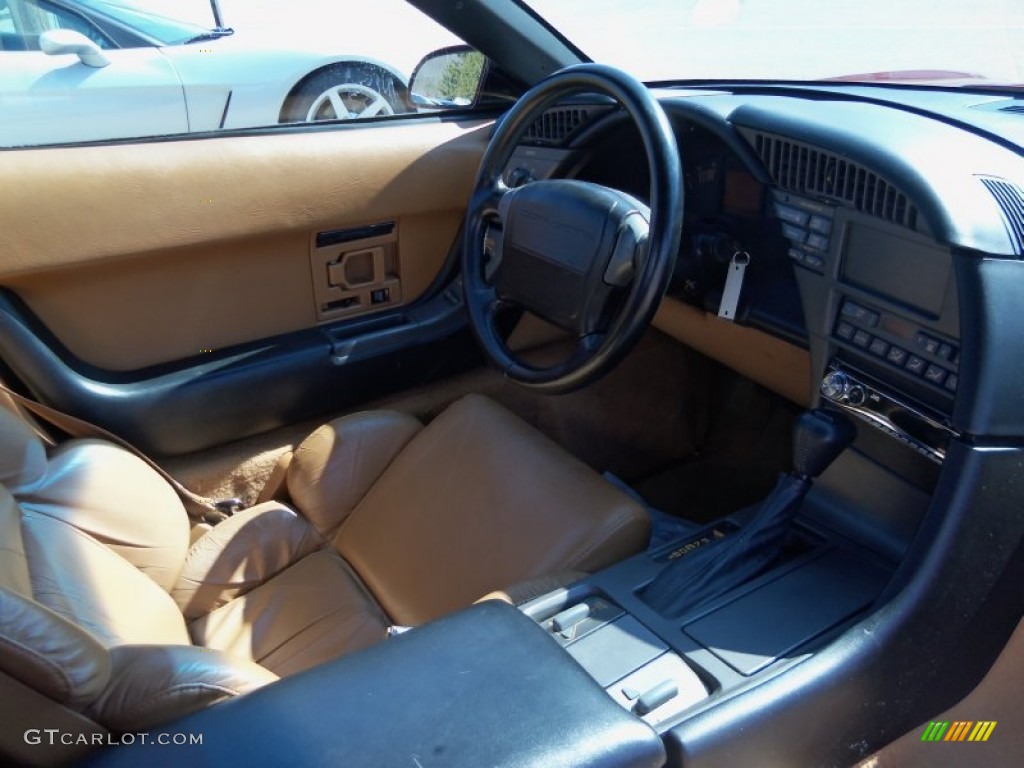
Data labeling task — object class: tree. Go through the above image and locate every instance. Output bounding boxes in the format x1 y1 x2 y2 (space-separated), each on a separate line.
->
438 51 485 103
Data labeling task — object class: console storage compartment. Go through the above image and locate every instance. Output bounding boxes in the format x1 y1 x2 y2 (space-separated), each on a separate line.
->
683 547 890 675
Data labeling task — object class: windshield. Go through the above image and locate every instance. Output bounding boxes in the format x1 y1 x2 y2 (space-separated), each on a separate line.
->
74 0 213 44
524 0 1024 87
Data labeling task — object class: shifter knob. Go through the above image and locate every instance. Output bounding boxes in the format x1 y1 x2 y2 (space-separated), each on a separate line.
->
792 409 856 479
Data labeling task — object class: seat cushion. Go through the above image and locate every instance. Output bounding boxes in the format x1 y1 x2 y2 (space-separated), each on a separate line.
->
287 410 423 538
173 502 324 620
334 394 650 626
189 551 390 677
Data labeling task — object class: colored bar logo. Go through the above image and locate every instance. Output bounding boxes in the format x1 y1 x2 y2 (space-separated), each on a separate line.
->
921 721 997 742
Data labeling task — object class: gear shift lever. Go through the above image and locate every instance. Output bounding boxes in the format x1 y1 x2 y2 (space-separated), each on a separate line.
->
640 409 855 617
792 409 857 479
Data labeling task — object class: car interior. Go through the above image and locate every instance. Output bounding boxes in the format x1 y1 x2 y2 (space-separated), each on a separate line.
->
1 1 1022 767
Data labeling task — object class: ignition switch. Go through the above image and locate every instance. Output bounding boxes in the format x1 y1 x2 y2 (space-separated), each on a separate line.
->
695 232 741 264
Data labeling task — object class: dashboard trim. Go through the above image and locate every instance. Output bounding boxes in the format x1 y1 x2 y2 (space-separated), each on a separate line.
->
653 296 811 407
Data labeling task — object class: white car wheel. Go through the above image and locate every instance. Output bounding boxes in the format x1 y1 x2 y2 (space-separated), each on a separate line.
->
305 82 395 121
281 63 406 124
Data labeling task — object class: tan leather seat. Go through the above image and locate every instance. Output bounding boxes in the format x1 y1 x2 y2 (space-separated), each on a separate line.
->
0 394 648 749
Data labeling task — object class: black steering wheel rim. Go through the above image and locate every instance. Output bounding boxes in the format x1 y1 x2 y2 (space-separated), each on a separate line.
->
462 63 684 393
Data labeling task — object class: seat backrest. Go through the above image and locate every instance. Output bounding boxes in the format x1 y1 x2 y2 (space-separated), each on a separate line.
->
0 406 192 647
0 407 275 749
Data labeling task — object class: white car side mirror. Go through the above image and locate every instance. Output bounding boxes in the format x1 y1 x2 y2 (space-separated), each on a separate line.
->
39 29 110 69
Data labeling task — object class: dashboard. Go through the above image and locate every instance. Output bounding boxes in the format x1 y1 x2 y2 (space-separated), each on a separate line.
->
505 84 1024 483
494 83 1024 765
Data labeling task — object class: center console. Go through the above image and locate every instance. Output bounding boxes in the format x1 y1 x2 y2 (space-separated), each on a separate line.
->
515 511 895 734
506 180 954 742
84 601 667 768
785 191 961 469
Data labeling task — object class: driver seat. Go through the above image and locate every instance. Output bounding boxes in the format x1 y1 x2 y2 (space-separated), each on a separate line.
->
0 394 648 740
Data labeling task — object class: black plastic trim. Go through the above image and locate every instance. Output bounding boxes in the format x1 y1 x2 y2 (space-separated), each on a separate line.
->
658 82 1024 156
662 442 1024 767
315 221 395 249
407 0 582 86
81 602 666 768
0 109 502 153
952 252 1024 436
723 99 1024 255
574 100 774 186
0 288 477 456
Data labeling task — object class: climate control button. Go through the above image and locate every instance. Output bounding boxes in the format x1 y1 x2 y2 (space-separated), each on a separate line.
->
886 346 909 366
905 356 927 376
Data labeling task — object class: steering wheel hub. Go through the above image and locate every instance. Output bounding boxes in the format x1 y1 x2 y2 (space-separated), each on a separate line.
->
496 180 650 335
463 64 684 392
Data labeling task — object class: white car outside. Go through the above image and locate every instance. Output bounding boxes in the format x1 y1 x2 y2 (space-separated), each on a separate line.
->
0 0 462 146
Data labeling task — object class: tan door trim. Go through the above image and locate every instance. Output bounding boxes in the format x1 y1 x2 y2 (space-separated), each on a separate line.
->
0 120 490 370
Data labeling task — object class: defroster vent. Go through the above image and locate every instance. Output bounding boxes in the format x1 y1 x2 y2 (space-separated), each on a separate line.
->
979 176 1024 255
751 132 919 230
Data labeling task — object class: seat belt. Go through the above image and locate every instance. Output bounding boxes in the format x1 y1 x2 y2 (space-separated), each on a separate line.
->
0 382 240 524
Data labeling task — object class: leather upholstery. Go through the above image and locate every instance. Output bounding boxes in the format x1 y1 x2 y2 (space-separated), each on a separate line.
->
0 405 46 490
0 393 650 739
0 408 262 732
19 507 191 647
335 394 649 626
173 502 324 620
0 672 108 768
2 120 487 371
190 551 390 678
18 439 190 593
0 587 111 709
0 489 31 595
89 645 278 732
287 410 422 537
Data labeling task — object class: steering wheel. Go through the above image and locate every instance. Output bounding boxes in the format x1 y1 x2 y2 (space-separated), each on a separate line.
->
462 63 684 393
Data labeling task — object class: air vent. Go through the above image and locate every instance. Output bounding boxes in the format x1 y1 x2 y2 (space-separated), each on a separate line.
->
979 176 1024 255
998 104 1024 115
751 132 919 230
523 107 592 145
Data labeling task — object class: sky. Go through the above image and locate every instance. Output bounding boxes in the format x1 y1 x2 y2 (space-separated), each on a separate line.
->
528 0 1024 82
107 0 1024 84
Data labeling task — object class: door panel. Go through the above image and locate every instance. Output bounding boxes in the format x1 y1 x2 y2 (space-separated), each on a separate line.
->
0 120 489 370
4 210 464 370
0 118 491 452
